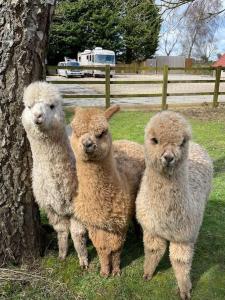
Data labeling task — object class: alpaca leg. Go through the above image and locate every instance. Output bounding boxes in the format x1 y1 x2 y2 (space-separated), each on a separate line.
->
143 230 167 280
169 242 194 300
70 218 88 269
57 230 69 260
111 249 122 276
89 228 111 276
48 212 69 260
96 248 111 277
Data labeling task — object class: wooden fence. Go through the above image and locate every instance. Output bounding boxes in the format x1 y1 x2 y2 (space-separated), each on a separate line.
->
47 65 225 109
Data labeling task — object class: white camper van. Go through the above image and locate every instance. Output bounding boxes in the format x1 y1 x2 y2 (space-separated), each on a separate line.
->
78 47 115 77
57 58 84 78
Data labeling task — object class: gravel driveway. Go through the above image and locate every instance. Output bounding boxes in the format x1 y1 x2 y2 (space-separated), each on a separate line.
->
47 74 225 107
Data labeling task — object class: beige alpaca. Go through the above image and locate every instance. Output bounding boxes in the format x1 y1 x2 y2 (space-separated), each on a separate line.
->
70 107 145 276
136 111 213 299
22 82 88 267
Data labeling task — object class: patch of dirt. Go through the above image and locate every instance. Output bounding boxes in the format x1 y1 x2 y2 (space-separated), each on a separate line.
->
175 102 225 121
120 102 225 121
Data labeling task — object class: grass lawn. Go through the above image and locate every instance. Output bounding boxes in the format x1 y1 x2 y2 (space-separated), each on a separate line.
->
1 109 225 300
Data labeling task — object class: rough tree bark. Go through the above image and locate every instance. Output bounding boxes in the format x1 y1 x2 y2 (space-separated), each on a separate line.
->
0 0 55 265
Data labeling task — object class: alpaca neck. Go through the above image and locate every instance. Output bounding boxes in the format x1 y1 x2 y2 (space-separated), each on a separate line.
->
148 161 189 198
29 128 75 169
76 149 119 186
29 128 67 152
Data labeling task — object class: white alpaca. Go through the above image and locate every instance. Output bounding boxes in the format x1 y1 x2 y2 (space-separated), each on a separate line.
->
136 111 213 299
22 81 88 268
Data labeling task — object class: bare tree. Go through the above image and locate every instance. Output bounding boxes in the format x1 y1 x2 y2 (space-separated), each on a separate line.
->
0 0 55 265
194 33 218 61
160 0 225 19
179 0 222 58
159 11 181 56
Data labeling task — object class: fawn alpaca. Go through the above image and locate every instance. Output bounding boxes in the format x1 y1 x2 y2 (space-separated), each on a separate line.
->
71 106 145 276
136 111 213 299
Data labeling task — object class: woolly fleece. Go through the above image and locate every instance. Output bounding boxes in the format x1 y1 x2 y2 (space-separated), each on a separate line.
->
136 111 213 299
71 107 145 276
22 82 88 267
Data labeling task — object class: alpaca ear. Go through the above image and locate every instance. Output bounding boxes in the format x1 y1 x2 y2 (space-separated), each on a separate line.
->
71 108 78 129
71 116 75 130
73 107 82 118
104 105 120 120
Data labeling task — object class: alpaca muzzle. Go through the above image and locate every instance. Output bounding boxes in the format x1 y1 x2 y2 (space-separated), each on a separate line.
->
83 139 97 154
34 112 44 125
161 153 175 167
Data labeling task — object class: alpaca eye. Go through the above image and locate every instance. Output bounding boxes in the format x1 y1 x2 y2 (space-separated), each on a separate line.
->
28 105 31 109
151 138 158 145
50 104 55 110
96 129 108 138
180 138 186 147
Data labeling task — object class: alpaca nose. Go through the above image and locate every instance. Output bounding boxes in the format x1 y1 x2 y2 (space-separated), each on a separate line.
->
34 113 43 124
83 140 96 153
36 113 42 119
163 154 174 163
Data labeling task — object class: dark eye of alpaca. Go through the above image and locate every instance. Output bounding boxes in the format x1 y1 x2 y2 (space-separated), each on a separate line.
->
96 129 108 138
50 104 55 110
180 138 186 147
151 137 158 145
28 105 31 109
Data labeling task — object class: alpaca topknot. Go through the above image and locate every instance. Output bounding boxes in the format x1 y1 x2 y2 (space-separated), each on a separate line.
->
23 81 62 106
146 110 192 142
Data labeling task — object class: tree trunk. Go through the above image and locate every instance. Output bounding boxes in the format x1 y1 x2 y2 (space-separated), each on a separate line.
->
0 0 55 265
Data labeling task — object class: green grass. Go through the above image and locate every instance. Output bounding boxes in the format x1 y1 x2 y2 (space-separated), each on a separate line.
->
1 110 225 300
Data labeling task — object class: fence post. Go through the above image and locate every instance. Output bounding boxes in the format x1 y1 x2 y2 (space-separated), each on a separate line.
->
161 65 168 110
213 67 221 108
105 64 111 108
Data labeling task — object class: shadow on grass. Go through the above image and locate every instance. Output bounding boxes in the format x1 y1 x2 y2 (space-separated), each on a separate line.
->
213 156 225 177
42 230 99 263
121 224 171 273
122 198 225 284
191 199 225 288
40 198 225 289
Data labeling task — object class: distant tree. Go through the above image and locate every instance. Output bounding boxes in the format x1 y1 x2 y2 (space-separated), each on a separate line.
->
118 0 161 63
179 0 222 58
193 33 218 62
48 0 161 64
159 0 225 19
48 0 121 64
159 11 180 56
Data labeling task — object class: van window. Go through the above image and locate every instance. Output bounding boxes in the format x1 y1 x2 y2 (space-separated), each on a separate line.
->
66 61 79 66
95 55 115 64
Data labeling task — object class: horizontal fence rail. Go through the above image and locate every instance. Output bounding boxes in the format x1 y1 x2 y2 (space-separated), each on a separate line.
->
47 65 225 109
